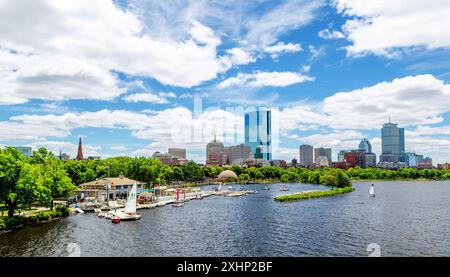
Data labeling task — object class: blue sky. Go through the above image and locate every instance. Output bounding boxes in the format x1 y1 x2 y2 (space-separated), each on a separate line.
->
1 0 450 163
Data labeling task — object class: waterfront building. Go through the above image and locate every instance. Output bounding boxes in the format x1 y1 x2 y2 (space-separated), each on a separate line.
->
12 146 32 157
359 138 372 153
299 144 314 166
380 121 405 163
245 108 272 160
364 153 377 168
76 138 84 161
315 155 330 167
314 147 332 165
168 148 186 159
76 175 146 202
438 163 450 170
224 144 253 165
206 136 225 166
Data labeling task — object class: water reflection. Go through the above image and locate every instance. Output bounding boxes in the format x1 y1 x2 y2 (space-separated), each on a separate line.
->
1 181 450 257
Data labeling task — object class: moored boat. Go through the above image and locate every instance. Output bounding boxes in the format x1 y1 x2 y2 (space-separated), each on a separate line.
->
109 183 142 221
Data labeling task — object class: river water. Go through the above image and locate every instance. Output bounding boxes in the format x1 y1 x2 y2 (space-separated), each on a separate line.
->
1 181 450 257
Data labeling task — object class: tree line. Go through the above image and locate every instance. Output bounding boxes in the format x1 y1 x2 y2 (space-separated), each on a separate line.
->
2 146 450 217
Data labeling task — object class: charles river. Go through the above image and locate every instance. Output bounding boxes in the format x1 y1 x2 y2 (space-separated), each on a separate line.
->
1 181 450 257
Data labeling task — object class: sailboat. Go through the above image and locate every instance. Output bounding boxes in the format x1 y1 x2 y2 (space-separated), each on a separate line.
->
369 185 375 197
172 189 184 207
279 184 289 191
110 183 142 222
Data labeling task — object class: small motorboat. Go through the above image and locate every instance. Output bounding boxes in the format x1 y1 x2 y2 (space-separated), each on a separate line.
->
247 190 258 194
98 212 106 218
111 217 121 224
261 186 270 190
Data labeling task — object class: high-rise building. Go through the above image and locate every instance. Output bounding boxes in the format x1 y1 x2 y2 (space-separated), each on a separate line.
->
206 136 225 166
224 144 253 165
380 121 405 163
12 146 32 157
245 108 271 160
299 144 314 166
76 138 84 161
168 148 186 160
314 147 332 165
359 138 372 153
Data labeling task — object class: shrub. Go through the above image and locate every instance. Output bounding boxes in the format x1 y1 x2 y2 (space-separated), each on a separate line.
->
54 205 70 217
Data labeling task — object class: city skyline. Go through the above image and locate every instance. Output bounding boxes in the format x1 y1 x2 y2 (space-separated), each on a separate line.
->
1 1 450 164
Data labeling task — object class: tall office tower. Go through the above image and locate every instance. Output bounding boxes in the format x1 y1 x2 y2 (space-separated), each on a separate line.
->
299 144 314 166
358 138 372 153
245 108 271 160
314 147 332 165
206 136 225 166
380 121 405 163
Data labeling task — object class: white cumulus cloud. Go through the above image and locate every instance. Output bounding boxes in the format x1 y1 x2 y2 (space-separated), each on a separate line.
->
332 0 450 57
218 71 314 89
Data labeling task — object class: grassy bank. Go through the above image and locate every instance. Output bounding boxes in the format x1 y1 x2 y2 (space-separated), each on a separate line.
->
274 187 355 202
0 205 71 232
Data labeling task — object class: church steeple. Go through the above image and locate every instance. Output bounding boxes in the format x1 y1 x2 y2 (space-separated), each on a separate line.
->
76 137 84 161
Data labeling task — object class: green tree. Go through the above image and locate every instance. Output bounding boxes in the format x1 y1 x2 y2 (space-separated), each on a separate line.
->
17 164 50 209
40 157 76 209
0 147 26 217
239 173 251 184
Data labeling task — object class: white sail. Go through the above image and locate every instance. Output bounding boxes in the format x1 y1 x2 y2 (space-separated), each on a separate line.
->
124 183 137 214
369 186 375 196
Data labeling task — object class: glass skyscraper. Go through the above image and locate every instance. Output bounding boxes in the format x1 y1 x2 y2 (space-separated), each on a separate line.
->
358 138 372 153
245 108 272 160
380 122 405 163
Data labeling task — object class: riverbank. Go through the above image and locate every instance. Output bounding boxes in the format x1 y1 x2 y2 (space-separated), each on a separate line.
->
0 205 71 234
274 187 355 202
